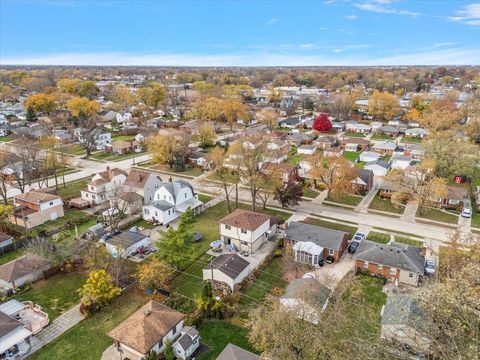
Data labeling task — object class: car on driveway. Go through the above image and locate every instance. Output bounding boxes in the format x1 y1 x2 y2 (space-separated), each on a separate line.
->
352 231 366 242
348 241 360 254
461 207 472 218
424 259 436 275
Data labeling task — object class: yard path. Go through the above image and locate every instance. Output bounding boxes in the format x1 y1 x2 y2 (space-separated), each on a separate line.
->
400 201 419 222
354 185 378 213
29 304 84 355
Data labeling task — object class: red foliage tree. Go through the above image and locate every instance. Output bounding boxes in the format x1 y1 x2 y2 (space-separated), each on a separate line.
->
312 113 332 132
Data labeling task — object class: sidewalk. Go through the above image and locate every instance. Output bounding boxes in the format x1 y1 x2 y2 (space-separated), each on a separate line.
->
400 201 419 222
354 186 377 213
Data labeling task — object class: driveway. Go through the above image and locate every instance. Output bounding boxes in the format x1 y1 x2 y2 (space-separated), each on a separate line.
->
314 253 356 289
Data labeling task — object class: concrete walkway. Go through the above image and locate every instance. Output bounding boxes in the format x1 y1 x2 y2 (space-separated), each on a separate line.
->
29 304 84 355
354 185 378 213
400 201 419 222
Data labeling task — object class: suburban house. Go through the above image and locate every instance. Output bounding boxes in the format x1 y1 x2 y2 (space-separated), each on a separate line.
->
372 141 397 155
106 301 184 360
263 163 299 183
377 125 400 137
104 231 150 258
124 169 163 205
404 128 429 138
364 160 390 177
359 151 380 163
285 221 349 265
142 179 203 225
0 232 14 254
203 253 251 292
381 295 430 352
313 135 336 149
113 191 144 215
189 151 207 167
172 326 201 359
0 253 51 291
0 299 49 335
280 277 332 324
353 241 425 286
324 147 343 157
106 140 141 155
330 121 345 132
390 155 413 170
0 311 33 358
218 209 271 254
81 167 128 205
351 169 374 194
11 191 64 229
340 138 370 152
437 185 469 210
345 121 371 134
297 144 316 155
402 143 425 159
216 344 259 360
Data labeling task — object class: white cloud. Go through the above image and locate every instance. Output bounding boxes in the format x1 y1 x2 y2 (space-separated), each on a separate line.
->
449 3 480 26
433 42 457 48
354 1 419 16
2 47 479 66
266 18 280 26
299 43 316 49
345 14 358 20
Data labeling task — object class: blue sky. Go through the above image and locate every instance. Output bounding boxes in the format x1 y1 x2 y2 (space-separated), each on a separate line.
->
1 0 480 66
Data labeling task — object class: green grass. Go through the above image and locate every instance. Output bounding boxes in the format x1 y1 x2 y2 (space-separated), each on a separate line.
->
14 272 86 320
0 248 25 265
368 193 405 214
370 134 395 141
0 135 15 142
197 320 257 360
326 193 363 206
198 193 214 203
302 187 320 199
56 144 86 156
170 253 212 298
90 150 146 162
416 207 458 224
367 231 390 244
28 289 147 360
471 209 480 229
148 163 204 177
55 178 89 200
400 136 423 144
394 236 424 247
303 217 357 237
36 209 97 242
241 256 286 305
121 219 157 230
343 151 360 162
111 135 134 142
285 153 303 166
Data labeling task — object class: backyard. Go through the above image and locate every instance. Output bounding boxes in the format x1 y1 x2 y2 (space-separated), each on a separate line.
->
342 151 360 162
55 144 86 156
198 193 214 203
400 136 423 144
147 163 204 178
303 217 357 237
0 248 25 265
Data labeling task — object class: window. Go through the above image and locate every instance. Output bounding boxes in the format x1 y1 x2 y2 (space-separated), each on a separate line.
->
92 195 96 199
241 228 247 234
168 209 170 215
85 193 89 198
155 211 158 216
389 267 397 275
185 193 187 198
408 273 414 278
172 324 177 335
364 261 369 268
378 264 383 270
49 201 53 206
225 225 231 230
328 249 334 256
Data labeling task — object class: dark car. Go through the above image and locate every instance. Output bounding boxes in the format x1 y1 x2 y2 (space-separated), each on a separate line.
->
348 241 360 254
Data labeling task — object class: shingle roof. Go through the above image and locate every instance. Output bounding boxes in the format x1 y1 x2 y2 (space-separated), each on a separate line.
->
216 343 259 360
105 231 147 249
0 312 23 337
381 295 426 332
280 278 331 305
0 253 51 283
108 301 184 355
287 221 347 250
219 208 270 231
151 200 175 211
354 240 424 274
15 190 60 204
204 254 250 279
175 326 200 352
96 167 127 183
125 169 159 189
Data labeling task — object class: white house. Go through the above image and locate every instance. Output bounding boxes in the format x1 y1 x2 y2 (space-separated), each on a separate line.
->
107 301 184 360
390 155 413 170
297 145 316 155
346 121 371 134
298 160 312 178
142 180 202 225
104 231 150 258
218 208 271 254
172 326 200 359
405 128 429 138
81 167 127 205
359 151 380 163
203 253 251 291
124 169 162 205
364 160 390 177
0 311 33 358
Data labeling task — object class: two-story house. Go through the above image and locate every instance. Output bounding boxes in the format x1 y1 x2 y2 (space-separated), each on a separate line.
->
11 191 64 229
142 180 202 225
124 169 163 205
81 167 127 205
218 209 271 254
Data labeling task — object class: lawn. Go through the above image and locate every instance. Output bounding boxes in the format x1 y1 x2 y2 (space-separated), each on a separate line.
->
367 231 390 244
111 135 134 142
342 151 360 162
370 134 395 141
326 193 363 206
302 187 320 199
394 236 424 247
285 153 303 166
55 178 89 200
471 209 480 229
400 136 423 144
368 193 405 215
14 272 86 320
0 248 25 265
303 217 357 237
170 253 213 299
241 256 286 305
36 209 97 242
416 207 458 224
345 132 366 138
56 144 85 156
0 135 15 142
120 218 157 230
148 163 204 177
90 150 146 162
198 193 214 203
197 320 257 360
29 289 147 360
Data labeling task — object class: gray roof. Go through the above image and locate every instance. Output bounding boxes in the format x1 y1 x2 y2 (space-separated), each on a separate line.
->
152 200 175 211
216 343 259 360
381 295 426 332
391 154 412 162
378 125 400 133
365 159 390 170
280 278 331 306
373 141 397 150
286 221 348 250
204 254 250 279
105 231 147 248
161 179 195 201
175 326 200 352
0 311 23 337
354 240 425 274
357 169 373 185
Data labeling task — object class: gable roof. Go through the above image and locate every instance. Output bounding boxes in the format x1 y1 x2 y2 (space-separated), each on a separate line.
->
286 221 347 250
125 169 160 189
160 179 195 202
381 295 426 332
175 326 200 352
0 253 51 283
216 343 259 360
0 311 23 337
15 190 60 205
108 301 184 355
204 253 250 279
95 167 127 183
365 160 390 170
354 240 424 274
105 231 147 249
219 208 270 231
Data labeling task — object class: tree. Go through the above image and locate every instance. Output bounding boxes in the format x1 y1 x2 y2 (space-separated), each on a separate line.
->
164 339 174 360
40 136 61 190
137 257 174 292
307 155 358 199
110 84 135 110
67 96 100 119
77 125 103 157
148 132 190 169
78 80 99 99
57 78 81 94
192 80 215 94
312 113 332 132
274 180 303 208
0 84 15 102
268 87 284 107
322 90 360 120
223 84 254 100
367 90 400 121
137 82 166 109
78 269 122 312
256 109 279 130
198 123 217 148
157 211 193 269
220 99 249 130
24 93 57 115
256 169 283 211
195 282 224 319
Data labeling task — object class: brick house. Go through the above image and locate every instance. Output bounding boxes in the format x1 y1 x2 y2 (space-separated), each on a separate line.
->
353 241 425 286
285 221 349 265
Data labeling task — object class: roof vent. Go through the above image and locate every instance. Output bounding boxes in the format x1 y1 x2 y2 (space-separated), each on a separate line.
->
144 310 151 317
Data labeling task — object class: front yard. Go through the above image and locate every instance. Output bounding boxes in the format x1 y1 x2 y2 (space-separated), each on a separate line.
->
90 150 146 162
198 193 214 203
14 271 86 320
367 231 390 244
55 178 89 200
56 144 86 156
326 193 363 207
147 163 204 177
416 207 458 224
368 193 405 215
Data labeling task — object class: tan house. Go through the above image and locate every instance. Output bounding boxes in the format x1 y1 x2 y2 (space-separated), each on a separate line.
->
0 253 51 290
11 191 64 229
106 140 141 155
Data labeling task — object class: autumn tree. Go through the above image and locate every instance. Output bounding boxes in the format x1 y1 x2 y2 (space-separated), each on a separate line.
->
198 123 217 148
0 83 15 102
110 84 135 110
256 168 283 211
57 78 81 94
67 96 100 119
268 87 284 107
274 180 303 208
256 109 279 130
78 269 122 312
137 257 174 291
323 90 360 120
24 93 57 115
222 84 254 100
367 90 400 121
192 81 215 95
137 82 166 109
312 113 332 132
78 80 99 99
148 132 190 170
419 98 462 132
220 99 249 130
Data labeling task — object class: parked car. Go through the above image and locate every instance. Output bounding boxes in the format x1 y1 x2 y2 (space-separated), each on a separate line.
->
348 241 360 254
424 259 436 275
461 207 472 218
352 231 366 242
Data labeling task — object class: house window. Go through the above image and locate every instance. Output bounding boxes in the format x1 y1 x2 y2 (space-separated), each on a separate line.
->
363 261 369 268
172 324 177 335
378 264 383 270
85 193 89 198
241 229 247 234
49 201 53 206
185 193 187 198
92 195 96 199
328 249 334 256
168 209 170 215
225 225 231 230
389 267 397 275
408 273 414 278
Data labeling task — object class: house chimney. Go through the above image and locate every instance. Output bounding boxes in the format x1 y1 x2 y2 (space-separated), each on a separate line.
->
420 247 427 257
144 310 151 317
168 176 172 182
